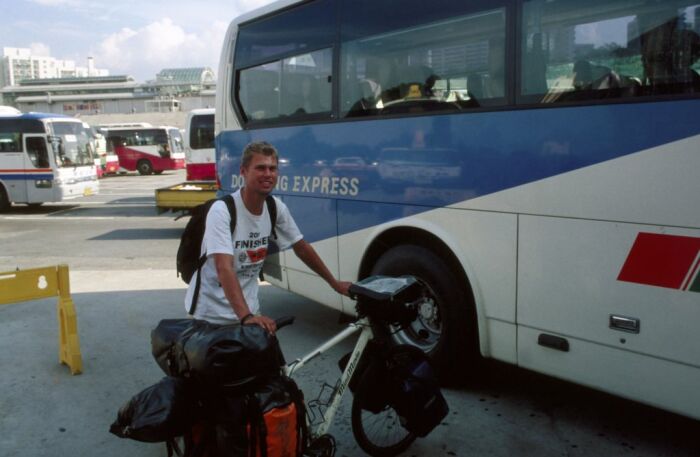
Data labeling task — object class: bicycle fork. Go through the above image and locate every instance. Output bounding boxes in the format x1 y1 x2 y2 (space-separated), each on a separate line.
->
283 319 373 437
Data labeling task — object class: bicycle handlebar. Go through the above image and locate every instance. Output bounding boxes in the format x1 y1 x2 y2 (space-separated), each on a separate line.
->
275 316 295 330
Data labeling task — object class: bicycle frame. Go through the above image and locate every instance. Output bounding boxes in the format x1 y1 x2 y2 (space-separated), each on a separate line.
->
283 317 372 438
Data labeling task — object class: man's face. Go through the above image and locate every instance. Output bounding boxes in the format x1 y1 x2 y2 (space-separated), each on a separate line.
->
241 153 278 196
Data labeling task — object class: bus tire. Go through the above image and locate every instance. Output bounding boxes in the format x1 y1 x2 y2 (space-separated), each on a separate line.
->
0 185 10 212
137 160 153 175
370 245 473 381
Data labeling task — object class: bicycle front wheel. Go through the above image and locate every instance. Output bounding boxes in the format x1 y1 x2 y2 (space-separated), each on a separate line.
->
351 394 416 457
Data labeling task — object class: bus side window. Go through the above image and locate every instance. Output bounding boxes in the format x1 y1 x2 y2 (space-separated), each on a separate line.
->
521 0 700 104
26 137 49 168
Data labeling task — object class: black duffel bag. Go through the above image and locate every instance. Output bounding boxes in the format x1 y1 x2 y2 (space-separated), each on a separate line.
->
151 319 285 389
109 376 197 442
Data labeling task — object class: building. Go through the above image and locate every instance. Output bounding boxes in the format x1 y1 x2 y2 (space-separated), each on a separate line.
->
0 67 216 115
1 47 108 88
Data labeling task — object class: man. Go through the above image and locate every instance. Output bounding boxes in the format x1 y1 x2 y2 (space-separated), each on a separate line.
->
184 141 351 332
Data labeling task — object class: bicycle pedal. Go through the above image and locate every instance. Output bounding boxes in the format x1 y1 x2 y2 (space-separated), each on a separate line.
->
304 434 336 457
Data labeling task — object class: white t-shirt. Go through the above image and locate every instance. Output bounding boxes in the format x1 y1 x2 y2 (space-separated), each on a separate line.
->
184 190 303 324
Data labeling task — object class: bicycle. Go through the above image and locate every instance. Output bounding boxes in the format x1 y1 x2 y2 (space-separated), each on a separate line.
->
274 274 434 457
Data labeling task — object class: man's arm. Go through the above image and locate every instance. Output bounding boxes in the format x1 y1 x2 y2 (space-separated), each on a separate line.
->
292 239 352 296
213 253 276 332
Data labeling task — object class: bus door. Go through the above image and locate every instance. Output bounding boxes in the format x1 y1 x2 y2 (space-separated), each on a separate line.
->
22 134 54 203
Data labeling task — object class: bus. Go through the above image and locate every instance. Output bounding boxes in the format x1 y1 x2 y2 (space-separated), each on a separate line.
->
82 122 119 178
217 0 700 419
0 112 99 210
88 124 120 176
104 126 185 175
184 108 216 181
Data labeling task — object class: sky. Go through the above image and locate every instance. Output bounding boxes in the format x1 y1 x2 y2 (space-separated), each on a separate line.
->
1 0 277 82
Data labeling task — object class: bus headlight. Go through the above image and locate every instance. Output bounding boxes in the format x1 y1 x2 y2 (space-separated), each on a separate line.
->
35 179 53 188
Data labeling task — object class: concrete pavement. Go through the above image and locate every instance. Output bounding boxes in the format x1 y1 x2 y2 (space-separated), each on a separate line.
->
2 269 700 457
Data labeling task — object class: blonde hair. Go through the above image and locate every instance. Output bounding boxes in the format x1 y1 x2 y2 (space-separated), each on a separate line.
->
241 141 278 168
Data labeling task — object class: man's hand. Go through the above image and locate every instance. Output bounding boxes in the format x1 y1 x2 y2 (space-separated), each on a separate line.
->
333 280 353 297
243 314 277 334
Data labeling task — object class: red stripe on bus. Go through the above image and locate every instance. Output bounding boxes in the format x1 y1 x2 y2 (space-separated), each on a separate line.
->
618 233 700 290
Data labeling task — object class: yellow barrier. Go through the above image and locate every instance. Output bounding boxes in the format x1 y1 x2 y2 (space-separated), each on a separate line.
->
0 265 82 375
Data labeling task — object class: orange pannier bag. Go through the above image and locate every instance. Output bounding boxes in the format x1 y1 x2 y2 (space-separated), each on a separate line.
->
246 376 306 457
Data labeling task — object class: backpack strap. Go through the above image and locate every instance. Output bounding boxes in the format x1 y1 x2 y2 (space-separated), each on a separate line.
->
246 395 267 457
265 195 277 240
188 195 237 316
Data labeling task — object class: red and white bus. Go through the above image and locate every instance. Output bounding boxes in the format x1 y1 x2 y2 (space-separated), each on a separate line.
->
184 109 216 181
104 126 185 175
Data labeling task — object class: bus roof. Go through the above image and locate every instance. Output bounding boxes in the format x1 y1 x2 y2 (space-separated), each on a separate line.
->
103 125 179 132
0 112 72 121
230 0 304 27
189 108 215 116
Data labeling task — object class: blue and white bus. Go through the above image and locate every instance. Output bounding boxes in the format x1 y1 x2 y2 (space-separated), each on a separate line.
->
0 112 99 210
217 0 700 419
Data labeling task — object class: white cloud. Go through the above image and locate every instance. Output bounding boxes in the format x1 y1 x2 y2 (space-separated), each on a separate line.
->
98 18 228 81
29 43 51 56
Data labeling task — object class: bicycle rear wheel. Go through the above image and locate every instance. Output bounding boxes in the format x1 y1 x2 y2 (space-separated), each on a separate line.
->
351 393 416 456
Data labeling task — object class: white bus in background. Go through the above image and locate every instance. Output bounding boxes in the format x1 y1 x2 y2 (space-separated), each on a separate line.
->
0 106 21 115
0 112 99 210
184 108 216 181
103 126 185 175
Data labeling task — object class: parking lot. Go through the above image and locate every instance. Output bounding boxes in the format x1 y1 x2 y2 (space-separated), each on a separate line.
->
1 170 699 457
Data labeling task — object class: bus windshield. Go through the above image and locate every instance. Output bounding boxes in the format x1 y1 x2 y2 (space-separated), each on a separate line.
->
169 128 185 153
49 121 95 167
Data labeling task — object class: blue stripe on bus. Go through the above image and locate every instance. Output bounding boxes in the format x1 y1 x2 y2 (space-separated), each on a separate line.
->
0 174 54 181
217 99 700 242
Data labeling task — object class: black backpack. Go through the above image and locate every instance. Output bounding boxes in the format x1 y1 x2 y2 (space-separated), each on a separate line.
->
176 194 277 315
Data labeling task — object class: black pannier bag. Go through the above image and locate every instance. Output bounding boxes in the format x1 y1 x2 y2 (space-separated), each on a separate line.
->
387 345 448 437
109 376 198 443
175 375 307 457
151 319 285 389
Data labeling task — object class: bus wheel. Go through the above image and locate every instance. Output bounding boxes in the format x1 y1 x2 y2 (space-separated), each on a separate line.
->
137 160 153 175
0 186 10 212
370 245 473 381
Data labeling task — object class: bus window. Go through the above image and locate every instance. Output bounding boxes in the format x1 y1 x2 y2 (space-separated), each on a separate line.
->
238 48 333 122
521 0 700 104
50 121 94 167
190 114 215 150
0 133 21 152
340 1 507 117
25 136 49 168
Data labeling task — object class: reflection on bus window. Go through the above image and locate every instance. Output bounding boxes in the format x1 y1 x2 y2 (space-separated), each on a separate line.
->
340 7 507 117
50 121 95 167
521 0 700 104
26 136 49 168
0 133 21 153
238 48 333 122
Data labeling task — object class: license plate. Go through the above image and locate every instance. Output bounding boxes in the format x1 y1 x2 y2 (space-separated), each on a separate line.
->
83 187 93 196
